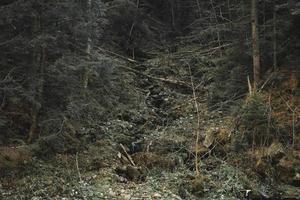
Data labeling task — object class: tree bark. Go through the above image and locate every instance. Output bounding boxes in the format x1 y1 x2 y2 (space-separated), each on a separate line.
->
273 8 277 70
28 11 45 143
251 0 261 89
82 0 92 92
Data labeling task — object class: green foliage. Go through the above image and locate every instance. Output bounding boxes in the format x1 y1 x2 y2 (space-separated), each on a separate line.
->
207 61 249 110
233 93 276 147
0 0 111 140
0 0 299 146
240 94 269 128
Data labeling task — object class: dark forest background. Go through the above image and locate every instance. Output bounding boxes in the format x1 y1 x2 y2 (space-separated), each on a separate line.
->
0 1 300 199
1 0 299 144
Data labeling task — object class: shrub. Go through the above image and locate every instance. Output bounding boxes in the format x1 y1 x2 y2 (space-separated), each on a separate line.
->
232 93 276 147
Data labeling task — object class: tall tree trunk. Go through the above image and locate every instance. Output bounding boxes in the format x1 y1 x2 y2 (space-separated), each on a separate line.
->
210 0 222 57
82 0 92 92
170 0 176 30
251 0 261 89
273 8 277 70
28 10 45 143
86 0 92 56
195 0 201 17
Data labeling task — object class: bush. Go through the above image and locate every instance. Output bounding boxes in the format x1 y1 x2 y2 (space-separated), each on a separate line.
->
232 93 276 147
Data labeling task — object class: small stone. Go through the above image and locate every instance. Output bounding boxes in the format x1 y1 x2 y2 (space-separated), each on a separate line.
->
121 194 131 200
152 193 162 198
108 189 116 196
120 189 126 193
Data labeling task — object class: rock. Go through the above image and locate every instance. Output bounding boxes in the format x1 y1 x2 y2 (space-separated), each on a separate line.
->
115 165 146 181
108 188 116 196
152 193 162 198
266 141 285 161
203 128 217 148
293 173 300 187
90 158 108 170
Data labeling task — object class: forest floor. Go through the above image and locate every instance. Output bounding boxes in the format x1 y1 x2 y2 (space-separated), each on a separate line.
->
1 45 300 200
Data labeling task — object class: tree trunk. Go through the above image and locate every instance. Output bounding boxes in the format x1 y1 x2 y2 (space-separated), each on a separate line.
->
273 8 277 70
82 0 92 91
170 0 176 30
251 0 261 89
28 11 45 143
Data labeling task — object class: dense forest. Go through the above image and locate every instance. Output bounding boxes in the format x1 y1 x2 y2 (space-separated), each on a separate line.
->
0 0 300 199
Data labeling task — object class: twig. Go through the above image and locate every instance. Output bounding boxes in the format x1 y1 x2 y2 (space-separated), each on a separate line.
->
120 144 136 166
280 95 298 149
186 61 201 176
172 43 232 57
2 67 16 82
128 0 140 39
56 117 65 135
247 76 253 95
146 141 152 153
76 152 82 182
97 47 138 63
265 93 272 147
259 72 276 92
200 142 218 159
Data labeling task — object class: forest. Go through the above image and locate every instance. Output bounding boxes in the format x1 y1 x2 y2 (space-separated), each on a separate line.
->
0 0 300 199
